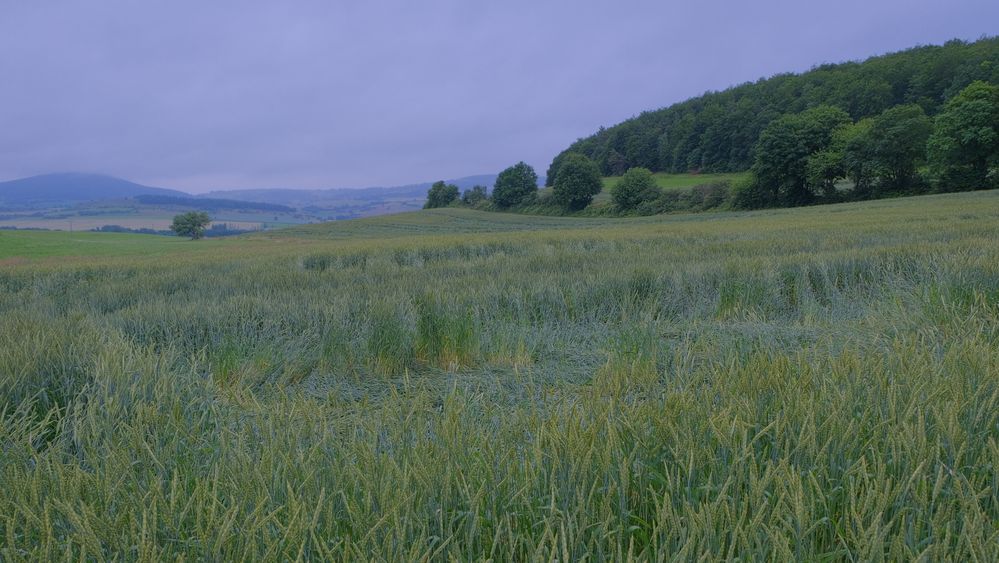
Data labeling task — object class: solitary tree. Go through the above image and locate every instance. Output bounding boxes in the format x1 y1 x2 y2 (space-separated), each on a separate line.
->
927 81 999 190
552 153 602 210
170 211 211 240
492 162 538 208
424 181 459 208
612 167 659 210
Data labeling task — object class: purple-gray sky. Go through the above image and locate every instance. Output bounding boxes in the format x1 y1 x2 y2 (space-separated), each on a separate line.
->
1 1 996 193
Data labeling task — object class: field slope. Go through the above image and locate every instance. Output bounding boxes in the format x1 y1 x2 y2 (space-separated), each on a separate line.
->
1 190 998 559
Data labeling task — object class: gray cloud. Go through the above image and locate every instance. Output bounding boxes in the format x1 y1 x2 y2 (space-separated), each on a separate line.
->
1 0 995 192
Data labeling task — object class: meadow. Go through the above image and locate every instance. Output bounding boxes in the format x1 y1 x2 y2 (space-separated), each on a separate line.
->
0 207 309 232
1 190 998 559
600 172 749 193
525 172 749 216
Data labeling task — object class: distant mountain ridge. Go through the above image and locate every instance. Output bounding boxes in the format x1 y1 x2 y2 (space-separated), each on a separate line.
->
0 173 501 218
200 174 499 207
0 173 186 207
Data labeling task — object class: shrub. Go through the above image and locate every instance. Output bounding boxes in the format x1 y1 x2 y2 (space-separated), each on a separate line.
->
612 167 660 210
688 181 731 210
730 175 772 209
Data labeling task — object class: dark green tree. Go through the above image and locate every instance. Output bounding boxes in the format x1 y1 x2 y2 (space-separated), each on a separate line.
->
805 148 846 199
461 185 488 206
838 119 877 198
730 176 772 210
544 152 569 187
552 154 602 210
612 167 659 210
170 211 211 240
492 162 538 208
927 81 999 190
424 181 459 209
866 104 933 191
751 105 851 206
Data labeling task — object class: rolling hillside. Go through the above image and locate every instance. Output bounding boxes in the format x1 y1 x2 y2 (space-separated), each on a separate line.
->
0 173 186 208
0 173 504 229
202 174 498 209
549 36 999 180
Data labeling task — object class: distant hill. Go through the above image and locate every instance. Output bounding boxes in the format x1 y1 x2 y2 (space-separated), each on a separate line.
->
0 173 187 207
548 36 999 181
0 172 503 221
134 194 294 213
202 174 499 208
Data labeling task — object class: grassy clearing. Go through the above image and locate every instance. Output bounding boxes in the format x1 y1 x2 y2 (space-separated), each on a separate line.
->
0 201 318 232
1 190 998 559
0 230 200 260
529 172 749 215
601 171 749 193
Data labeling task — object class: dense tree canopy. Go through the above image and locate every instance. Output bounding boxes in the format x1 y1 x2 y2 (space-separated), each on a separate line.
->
748 105 851 206
424 181 459 209
927 81 999 190
492 162 539 208
734 100 946 208
550 37 999 178
552 154 602 210
865 104 933 192
170 211 211 240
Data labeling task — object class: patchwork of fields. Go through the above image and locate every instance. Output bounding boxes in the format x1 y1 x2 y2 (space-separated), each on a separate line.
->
1 191 998 559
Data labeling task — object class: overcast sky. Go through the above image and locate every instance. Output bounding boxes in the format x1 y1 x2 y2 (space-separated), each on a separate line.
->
1 1 996 193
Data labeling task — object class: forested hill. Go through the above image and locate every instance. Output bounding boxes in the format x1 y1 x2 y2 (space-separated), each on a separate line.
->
548 37 999 182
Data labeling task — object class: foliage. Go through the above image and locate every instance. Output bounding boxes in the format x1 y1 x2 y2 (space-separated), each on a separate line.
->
1 193 997 559
927 80 999 190
838 119 877 197
749 105 851 207
612 167 659 210
865 104 933 192
550 37 999 177
461 185 488 206
804 146 845 199
424 181 460 209
544 151 570 187
169 211 211 239
491 162 538 208
800 105 932 200
551 153 602 210
737 102 936 207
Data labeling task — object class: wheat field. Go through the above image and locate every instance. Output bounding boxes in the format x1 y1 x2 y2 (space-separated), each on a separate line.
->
1 191 998 560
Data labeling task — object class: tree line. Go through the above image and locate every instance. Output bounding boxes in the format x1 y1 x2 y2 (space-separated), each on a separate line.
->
547 37 999 181
427 38 998 216
423 162 545 210
733 80 998 207
428 75 998 214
